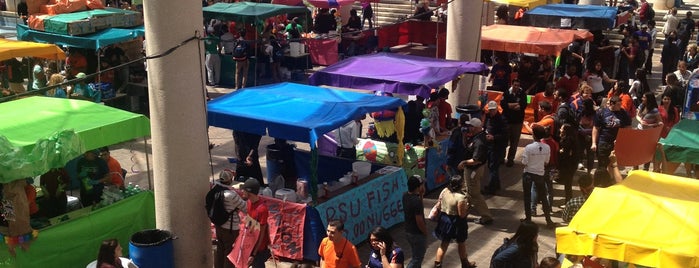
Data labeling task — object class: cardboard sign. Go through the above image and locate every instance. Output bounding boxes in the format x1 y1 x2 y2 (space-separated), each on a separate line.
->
228 215 260 268
314 169 408 244
614 127 663 167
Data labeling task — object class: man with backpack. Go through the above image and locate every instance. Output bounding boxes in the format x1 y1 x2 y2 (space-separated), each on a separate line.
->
638 0 654 25
233 30 250 89
207 170 247 268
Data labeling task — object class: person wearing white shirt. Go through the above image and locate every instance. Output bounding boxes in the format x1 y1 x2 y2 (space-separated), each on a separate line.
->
335 116 363 159
662 8 680 36
521 125 553 226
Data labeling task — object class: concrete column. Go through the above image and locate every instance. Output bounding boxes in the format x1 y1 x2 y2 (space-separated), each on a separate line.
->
445 0 484 107
142 0 212 267
484 1 495 26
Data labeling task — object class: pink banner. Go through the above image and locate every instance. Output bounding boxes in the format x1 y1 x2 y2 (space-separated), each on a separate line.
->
614 127 663 166
228 215 261 268
263 195 307 261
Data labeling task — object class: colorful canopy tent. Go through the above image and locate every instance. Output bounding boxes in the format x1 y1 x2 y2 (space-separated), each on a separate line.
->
306 0 356 8
16 24 144 50
556 171 699 267
481 24 593 55
489 0 553 8
659 119 699 166
203 2 310 23
308 52 488 98
524 4 618 30
0 39 66 61
207 82 405 146
0 97 150 182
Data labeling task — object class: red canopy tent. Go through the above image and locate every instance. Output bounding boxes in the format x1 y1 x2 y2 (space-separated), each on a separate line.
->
481 24 593 55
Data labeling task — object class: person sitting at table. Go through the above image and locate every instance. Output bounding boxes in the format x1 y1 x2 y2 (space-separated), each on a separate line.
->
99 147 126 189
414 0 433 21
46 73 67 98
344 9 362 33
39 168 70 218
99 59 116 85
31 61 47 92
314 8 336 35
69 72 102 102
65 48 87 80
77 150 110 207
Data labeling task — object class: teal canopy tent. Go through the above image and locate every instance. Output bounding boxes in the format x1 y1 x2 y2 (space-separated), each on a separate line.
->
16 24 144 50
0 97 150 182
203 2 310 23
660 119 699 165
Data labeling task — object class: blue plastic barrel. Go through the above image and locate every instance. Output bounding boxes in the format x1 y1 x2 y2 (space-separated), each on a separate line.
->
129 229 174 268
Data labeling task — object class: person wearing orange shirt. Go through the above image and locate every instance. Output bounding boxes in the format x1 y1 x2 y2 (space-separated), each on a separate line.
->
607 80 636 118
319 220 361 268
531 82 558 121
99 147 125 189
524 100 555 138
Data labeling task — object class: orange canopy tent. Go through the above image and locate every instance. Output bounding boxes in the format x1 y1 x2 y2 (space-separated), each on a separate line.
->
481 24 593 55
0 39 66 62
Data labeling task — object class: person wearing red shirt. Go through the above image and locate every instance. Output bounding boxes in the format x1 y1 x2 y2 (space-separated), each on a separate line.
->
437 88 453 130
531 83 558 121
555 65 580 98
241 179 270 268
99 147 125 189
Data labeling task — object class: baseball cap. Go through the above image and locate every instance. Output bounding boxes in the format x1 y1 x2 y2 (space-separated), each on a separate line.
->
407 175 425 191
242 178 260 194
76 72 86 79
465 118 482 128
219 169 235 183
487 100 498 110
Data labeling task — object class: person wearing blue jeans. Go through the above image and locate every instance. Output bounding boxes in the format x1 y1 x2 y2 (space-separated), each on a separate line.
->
521 125 555 227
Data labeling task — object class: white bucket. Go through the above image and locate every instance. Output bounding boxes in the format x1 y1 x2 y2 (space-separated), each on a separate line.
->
275 188 298 202
352 161 371 179
289 42 304 57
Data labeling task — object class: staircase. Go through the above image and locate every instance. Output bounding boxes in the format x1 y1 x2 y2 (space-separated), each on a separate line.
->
352 0 433 27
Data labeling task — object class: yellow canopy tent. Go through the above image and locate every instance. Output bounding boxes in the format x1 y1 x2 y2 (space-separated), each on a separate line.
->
0 39 66 61
488 0 559 8
556 171 699 267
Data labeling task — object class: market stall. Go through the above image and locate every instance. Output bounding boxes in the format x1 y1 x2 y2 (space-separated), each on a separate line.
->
0 39 66 62
523 4 619 30
658 119 699 174
207 82 407 258
0 96 152 267
203 2 310 87
556 171 699 267
309 53 487 191
481 24 593 56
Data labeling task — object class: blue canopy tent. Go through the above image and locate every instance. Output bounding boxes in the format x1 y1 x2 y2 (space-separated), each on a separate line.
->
207 82 406 200
16 24 144 50
524 4 618 30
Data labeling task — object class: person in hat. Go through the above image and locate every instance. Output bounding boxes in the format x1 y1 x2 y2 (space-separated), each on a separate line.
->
213 170 247 268
457 118 494 225
402 175 426 268
69 72 102 102
483 100 508 196
240 178 271 267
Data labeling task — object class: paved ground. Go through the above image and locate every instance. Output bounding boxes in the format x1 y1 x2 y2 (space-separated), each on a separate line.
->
107 40 692 267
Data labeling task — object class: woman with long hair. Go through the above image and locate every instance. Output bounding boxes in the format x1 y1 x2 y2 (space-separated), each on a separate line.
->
558 123 580 203
636 92 663 130
366 226 404 268
432 175 475 268
655 91 681 172
630 68 650 107
97 239 123 268
46 73 67 98
490 221 540 268
582 60 617 103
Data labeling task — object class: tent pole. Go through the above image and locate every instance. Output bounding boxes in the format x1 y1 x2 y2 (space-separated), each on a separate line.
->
143 137 152 190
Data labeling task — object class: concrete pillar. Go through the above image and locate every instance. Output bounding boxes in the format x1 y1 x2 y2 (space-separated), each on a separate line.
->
445 0 484 107
484 1 495 26
142 0 212 267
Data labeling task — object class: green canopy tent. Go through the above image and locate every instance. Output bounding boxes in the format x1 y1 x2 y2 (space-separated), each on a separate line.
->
203 2 309 23
0 96 151 183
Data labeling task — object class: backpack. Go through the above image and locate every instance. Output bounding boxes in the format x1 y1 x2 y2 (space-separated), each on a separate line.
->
644 4 655 20
550 103 578 141
205 184 233 227
232 40 248 60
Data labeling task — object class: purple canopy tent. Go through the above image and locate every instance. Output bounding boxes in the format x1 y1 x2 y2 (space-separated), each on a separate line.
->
308 52 488 98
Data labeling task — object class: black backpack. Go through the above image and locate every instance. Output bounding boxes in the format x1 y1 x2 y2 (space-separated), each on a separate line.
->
205 184 233 227
645 5 655 20
232 40 248 60
551 103 578 141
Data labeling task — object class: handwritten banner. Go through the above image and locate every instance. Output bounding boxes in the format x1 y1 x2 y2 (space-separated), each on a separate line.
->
264 196 307 261
314 169 408 245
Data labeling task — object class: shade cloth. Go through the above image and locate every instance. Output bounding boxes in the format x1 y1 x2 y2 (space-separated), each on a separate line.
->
0 97 151 182
17 24 144 50
489 0 554 8
203 2 310 23
0 39 66 62
659 119 699 165
481 24 593 55
524 4 618 30
206 82 405 147
308 52 488 98
556 170 699 267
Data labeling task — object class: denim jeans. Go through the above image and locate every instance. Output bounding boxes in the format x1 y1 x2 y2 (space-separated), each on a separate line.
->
487 145 506 191
522 172 551 221
530 174 553 213
406 232 426 268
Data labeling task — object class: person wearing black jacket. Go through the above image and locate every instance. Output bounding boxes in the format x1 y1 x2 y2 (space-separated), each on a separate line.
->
501 79 528 168
483 101 508 195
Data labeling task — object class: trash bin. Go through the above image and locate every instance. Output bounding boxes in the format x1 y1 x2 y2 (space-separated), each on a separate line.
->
456 104 483 121
266 142 298 189
129 229 174 268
